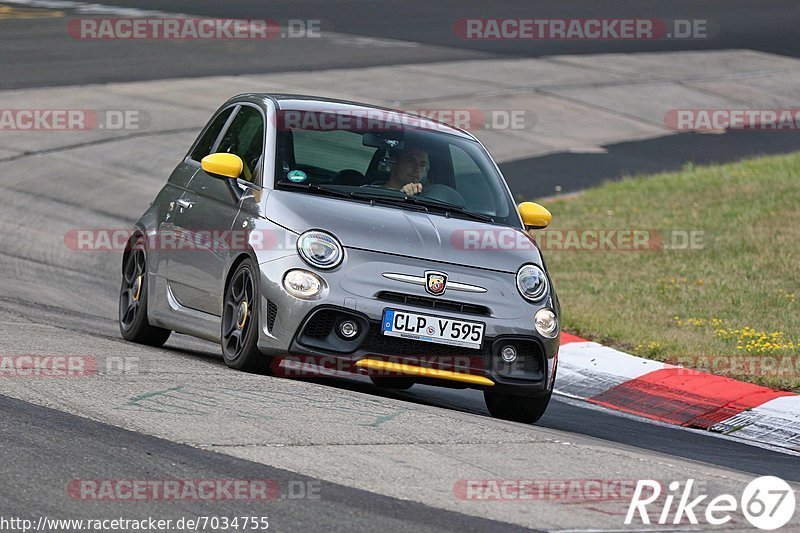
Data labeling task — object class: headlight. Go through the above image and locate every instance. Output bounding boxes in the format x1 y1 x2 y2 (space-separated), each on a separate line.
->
534 308 558 338
516 264 548 302
297 230 343 269
283 269 322 299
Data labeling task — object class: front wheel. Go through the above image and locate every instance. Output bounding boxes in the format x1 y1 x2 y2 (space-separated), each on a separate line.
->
119 240 171 346
484 390 551 424
221 259 271 374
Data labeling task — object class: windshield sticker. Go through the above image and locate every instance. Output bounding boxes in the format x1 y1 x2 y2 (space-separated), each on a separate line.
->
287 170 307 182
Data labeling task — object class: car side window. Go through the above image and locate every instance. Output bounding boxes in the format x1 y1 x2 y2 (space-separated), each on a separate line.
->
215 106 265 184
190 107 234 162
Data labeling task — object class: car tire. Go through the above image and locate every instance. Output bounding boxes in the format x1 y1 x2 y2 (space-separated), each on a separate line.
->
221 259 272 374
370 376 415 390
484 390 551 424
119 240 171 347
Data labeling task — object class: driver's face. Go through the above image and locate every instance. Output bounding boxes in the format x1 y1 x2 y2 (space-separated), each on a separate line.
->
394 148 429 183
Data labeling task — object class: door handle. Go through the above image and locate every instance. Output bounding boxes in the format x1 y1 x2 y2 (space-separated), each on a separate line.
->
176 198 193 209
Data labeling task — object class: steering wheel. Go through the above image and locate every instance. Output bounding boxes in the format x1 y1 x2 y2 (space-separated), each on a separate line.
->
419 183 466 207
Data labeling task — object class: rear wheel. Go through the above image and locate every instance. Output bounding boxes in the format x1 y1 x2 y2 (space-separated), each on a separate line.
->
119 240 171 346
370 376 414 390
484 390 551 424
221 259 271 373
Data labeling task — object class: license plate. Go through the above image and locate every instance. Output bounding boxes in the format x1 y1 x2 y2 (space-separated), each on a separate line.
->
381 309 485 349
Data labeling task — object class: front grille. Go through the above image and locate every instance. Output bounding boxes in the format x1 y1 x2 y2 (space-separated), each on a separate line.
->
266 300 278 332
377 291 490 316
297 308 545 381
360 322 484 358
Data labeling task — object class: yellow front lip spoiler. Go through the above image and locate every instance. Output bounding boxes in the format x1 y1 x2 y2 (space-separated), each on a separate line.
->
354 359 494 387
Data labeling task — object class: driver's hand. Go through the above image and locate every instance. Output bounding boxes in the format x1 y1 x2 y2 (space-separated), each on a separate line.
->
401 182 423 196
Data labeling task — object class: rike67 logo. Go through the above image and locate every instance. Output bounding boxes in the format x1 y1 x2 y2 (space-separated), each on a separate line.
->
626 477 796 530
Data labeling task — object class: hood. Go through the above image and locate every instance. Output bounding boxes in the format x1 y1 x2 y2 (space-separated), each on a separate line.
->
266 190 543 273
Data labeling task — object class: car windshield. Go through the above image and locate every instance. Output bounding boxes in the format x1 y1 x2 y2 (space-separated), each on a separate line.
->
274 112 520 227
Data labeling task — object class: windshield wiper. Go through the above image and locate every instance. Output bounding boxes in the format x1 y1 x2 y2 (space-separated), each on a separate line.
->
347 191 430 212
350 190 494 222
278 182 430 211
279 183 494 222
409 196 495 223
276 181 352 198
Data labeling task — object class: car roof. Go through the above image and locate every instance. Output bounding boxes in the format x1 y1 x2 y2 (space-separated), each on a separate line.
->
235 93 475 140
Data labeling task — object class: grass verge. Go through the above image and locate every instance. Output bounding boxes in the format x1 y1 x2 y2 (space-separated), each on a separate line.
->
537 152 800 391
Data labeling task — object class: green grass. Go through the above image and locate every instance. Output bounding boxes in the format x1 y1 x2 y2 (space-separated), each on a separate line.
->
536 153 800 391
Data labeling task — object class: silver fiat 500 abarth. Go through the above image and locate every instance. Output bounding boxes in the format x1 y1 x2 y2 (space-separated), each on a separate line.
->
119 94 560 423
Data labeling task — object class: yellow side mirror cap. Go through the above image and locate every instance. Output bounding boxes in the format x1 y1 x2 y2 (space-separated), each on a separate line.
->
201 153 243 180
518 202 552 229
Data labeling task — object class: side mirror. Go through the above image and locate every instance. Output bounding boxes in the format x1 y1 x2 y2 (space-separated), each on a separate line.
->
201 153 243 180
518 202 552 229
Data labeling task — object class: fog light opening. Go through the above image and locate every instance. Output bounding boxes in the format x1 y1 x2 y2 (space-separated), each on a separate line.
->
501 345 518 363
338 319 359 339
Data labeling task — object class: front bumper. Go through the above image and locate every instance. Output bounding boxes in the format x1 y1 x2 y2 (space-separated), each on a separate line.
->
255 249 559 396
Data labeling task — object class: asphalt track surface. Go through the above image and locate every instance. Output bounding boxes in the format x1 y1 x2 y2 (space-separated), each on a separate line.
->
4 0 800 194
102 0 800 58
4 0 800 88
2 1 800 530
0 395 532 532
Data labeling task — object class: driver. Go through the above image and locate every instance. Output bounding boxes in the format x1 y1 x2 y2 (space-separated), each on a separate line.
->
384 145 429 196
